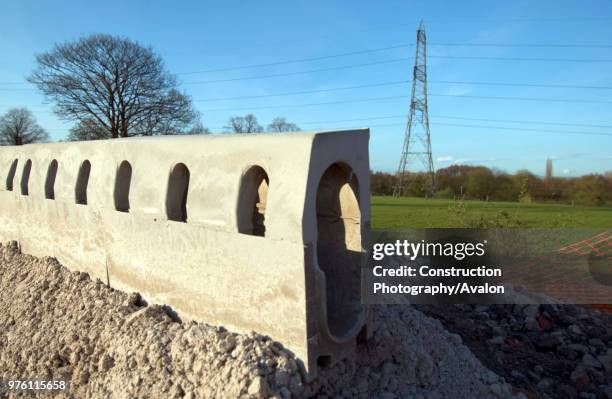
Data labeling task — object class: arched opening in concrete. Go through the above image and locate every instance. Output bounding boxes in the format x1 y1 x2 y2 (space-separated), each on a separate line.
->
45 160 58 200
114 161 132 212
75 160 91 205
237 166 269 237
316 162 363 340
20 159 32 196
6 159 18 191
166 163 190 222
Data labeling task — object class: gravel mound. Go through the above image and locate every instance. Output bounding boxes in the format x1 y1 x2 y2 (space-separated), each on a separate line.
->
0 242 516 398
419 303 612 399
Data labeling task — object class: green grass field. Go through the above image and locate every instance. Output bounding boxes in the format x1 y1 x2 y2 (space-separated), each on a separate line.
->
371 195 612 229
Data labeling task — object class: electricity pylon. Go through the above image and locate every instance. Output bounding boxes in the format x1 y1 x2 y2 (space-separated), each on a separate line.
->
393 21 436 198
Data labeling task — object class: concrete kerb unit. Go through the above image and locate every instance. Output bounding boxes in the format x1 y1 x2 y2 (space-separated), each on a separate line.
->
0 129 371 379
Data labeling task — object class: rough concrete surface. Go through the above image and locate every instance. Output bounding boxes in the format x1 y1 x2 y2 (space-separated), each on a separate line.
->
0 130 372 376
0 242 517 398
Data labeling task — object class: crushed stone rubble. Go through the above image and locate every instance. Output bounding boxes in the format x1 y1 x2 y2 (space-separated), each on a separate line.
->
418 303 612 399
0 242 517 398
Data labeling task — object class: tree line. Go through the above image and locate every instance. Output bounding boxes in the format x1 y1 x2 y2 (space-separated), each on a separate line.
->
373 165 612 206
224 114 300 133
0 34 300 145
1 33 608 207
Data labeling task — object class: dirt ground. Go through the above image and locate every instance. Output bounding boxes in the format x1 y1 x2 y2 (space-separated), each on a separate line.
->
0 241 518 398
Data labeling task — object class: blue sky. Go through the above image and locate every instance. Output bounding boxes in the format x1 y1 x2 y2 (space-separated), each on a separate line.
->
1 1 611 176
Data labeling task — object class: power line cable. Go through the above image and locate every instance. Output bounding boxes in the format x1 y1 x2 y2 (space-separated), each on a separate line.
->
189 80 612 102
428 42 612 48
2 37 612 70
294 114 612 130
7 54 609 88
182 57 411 85
197 92 612 112
0 57 411 86
192 81 409 102
2 59 408 88
176 43 612 74
424 17 612 22
0 81 32 86
429 80 612 90
304 122 612 137
40 114 612 131
429 93 612 104
428 55 612 62
430 115 612 129
294 115 407 125
199 95 410 112
2 54 612 88
178 44 414 75
6 78 612 94
0 86 34 91
431 122 612 137
4 91 611 115
208 121 612 137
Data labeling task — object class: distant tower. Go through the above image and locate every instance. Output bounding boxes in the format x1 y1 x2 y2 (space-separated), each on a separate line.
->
393 21 436 198
546 158 553 179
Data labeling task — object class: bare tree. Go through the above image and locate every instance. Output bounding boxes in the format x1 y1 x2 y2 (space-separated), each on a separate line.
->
267 117 301 132
0 108 49 145
67 112 210 141
28 34 198 140
184 115 211 135
225 116 244 133
225 114 263 133
67 117 109 141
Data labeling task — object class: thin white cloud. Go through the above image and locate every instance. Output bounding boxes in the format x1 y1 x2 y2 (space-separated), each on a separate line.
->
445 85 472 96
437 155 454 162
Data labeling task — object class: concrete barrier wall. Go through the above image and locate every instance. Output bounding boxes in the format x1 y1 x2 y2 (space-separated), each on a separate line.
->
0 129 370 378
